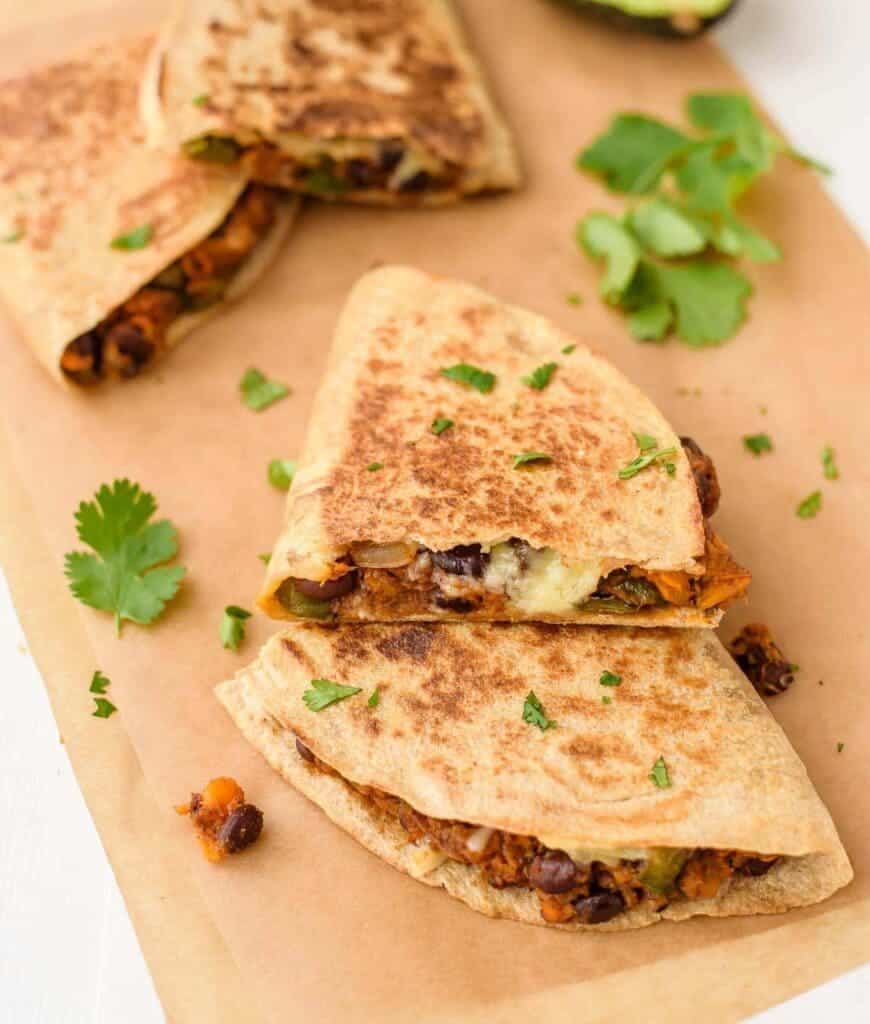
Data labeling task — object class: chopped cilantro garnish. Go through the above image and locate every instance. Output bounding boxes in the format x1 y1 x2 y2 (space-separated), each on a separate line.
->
431 417 454 435
821 445 839 481
618 446 677 480
632 432 657 452
303 678 362 712
602 695 612 705
64 480 186 634
89 670 111 694
562 344 577 354
797 490 822 519
366 461 384 472
575 92 823 347
220 605 251 651
191 93 210 107
110 223 153 251
368 688 380 708
440 363 496 394
2 227 24 244
258 552 271 565
599 670 622 687
268 458 297 490
92 697 117 719
744 433 773 455
512 451 553 469
566 293 582 306
837 742 845 753
522 691 556 731
649 756 671 789
240 367 289 411
521 362 558 390
664 462 676 475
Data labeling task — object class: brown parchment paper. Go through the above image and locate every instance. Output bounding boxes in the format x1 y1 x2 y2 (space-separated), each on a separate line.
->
2 2 869 1023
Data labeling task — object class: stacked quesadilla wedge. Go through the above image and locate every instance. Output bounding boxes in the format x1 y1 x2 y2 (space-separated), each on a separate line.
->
258 266 750 626
0 37 296 385
217 623 852 930
145 0 520 204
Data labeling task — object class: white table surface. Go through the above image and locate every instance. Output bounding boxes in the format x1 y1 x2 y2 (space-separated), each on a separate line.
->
1 2 868 1021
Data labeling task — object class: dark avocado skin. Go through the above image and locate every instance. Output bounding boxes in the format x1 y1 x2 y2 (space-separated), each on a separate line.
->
554 0 739 38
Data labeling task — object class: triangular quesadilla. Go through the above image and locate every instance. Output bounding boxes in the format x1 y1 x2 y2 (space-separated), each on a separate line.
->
145 0 520 204
0 36 296 385
258 266 750 626
217 623 851 930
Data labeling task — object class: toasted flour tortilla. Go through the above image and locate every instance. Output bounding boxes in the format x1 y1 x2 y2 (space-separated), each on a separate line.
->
146 0 520 204
0 36 296 385
259 266 748 625
216 623 851 930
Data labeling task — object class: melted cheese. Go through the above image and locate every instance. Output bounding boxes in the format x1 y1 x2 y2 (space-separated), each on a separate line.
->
535 838 650 865
484 544 603 614
407 842 449 878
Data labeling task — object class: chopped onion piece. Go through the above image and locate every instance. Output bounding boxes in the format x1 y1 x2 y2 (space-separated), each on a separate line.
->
350 541 418 568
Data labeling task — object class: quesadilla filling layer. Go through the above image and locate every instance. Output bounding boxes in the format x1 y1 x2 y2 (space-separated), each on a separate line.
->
60 186 280 384
275 439 750 620
295 741 779 925
183 135 462 199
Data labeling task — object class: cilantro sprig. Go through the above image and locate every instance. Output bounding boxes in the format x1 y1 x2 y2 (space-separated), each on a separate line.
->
522 691 556 731
440 363 496 394
64 480 186 634
575 92 827 347
220 605 251 651
89 671 117 719
303 678 362 711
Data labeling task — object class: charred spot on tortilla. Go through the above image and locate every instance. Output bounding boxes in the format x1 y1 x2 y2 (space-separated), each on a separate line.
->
150 0 521 204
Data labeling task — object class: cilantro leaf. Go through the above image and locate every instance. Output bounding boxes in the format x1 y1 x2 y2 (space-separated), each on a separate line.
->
92 697 117 719
240 368 290 411
192 93 210 107
675 143 758 212
711 212 781 263
522 691 556 731
628 197 707 257
821 445 839 481
110 224 153 251
577 114 689 194
632 432 657 452
431 417 454 435
651 262 752 346
303 678 362 712
521 362 558 390
602 695 612 705
513 451 552 469
577 213 640 300
64 480 186 634
600 670 622 687
649 755 671 789
368 688 380 708
562 343 577 354
744 433 773 455
784 146 832 176
89 670 111 694
2 227 24 244
440 363 496 393
797 490 822 519
566 293 582 307
258 552 271 564
366 461 384 472
220 605 252 651
268 458 296 490
686 92 775 174
628 300 673 341
618 446 676 479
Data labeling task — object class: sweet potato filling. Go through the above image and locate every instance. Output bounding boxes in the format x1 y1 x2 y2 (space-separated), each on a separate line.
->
297 742 779 925
176 776 264 862
60 185 280 384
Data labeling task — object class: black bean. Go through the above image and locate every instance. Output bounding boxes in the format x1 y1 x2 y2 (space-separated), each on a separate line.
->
742 857 777 877
377 140 404 172
290 572 357 601
529 851 578 894
217 803 264 854
344 159 380 189
398 170 432 193
433 593 477 614
431 544 487 578
295 737 315 763
572 890 625 924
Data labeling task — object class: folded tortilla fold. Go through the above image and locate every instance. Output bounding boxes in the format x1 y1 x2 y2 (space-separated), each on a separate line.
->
216 623 851 931
146 0 520 204
0 36 297 385
259 265 749 626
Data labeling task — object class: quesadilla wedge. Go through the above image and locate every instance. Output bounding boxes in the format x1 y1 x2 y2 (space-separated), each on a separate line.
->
258 266 750 626
145 0 520 205
217 623 851 931
0 37 296 386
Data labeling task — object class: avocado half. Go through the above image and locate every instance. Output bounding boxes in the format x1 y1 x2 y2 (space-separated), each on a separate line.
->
556 0 739 38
